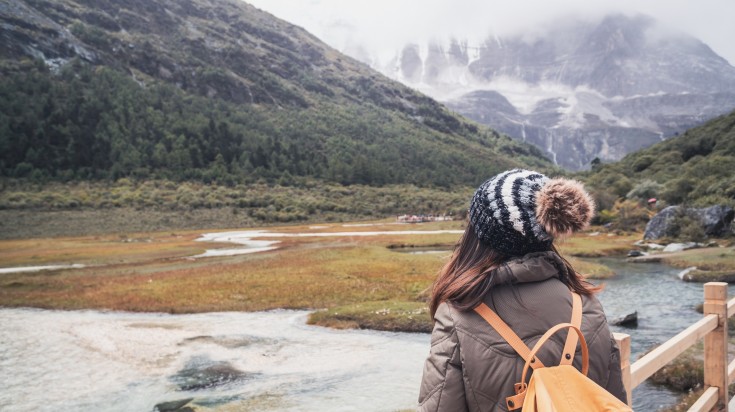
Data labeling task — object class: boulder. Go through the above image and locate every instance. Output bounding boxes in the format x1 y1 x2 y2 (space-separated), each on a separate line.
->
663 242 701 253
688 205 735 237
154 399 194 412
611 311 638 327
643 206 680 240
627 250 645 257
171 359 249 391
644 205 734 240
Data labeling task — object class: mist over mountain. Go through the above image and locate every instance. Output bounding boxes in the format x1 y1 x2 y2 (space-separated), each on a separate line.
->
0 0 551 186
366 14 735 170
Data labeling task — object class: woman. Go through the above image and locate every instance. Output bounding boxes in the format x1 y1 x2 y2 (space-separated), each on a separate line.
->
418 169 626 411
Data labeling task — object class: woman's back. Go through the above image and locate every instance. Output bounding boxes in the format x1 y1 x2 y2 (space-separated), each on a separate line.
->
419 252 625 411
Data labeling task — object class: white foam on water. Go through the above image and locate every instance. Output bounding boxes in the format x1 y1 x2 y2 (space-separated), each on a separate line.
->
0 308 429 412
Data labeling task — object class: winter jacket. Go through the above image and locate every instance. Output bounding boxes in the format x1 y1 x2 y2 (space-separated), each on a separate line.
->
418 251 626 411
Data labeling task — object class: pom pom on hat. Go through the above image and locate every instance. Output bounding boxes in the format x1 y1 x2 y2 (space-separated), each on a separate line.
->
469 169 596 256
535 178 595 238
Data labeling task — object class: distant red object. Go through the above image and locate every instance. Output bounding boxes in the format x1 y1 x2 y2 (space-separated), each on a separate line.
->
648 198 657 204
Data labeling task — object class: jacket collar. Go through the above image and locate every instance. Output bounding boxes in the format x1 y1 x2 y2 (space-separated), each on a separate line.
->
489 251 568 285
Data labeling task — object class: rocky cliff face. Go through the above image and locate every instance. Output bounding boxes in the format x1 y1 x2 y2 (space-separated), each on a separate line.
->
1 0 361 107
374 14 735 169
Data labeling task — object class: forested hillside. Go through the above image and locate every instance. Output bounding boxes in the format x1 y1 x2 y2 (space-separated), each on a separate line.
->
0 0 551 188
582 109 735 209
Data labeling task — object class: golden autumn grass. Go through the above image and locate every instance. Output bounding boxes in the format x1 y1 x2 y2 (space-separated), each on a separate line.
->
555 230 642 279
0 220 634 331
635 244 735 282
555 231 641 257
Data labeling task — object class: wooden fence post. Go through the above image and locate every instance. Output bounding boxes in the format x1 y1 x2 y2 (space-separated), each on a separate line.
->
704 282 729 410
614 333 632 407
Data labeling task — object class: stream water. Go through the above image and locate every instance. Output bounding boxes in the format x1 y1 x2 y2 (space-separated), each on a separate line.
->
0 309 427 412
594 258 735 411
1 255 731 411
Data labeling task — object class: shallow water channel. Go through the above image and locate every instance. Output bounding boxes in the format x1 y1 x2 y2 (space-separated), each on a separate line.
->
1 255 731 411
594 257 735 411
0 309 427 412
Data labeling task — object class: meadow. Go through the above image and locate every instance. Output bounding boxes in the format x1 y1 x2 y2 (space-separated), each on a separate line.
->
0 219 639 332
4 216 733 411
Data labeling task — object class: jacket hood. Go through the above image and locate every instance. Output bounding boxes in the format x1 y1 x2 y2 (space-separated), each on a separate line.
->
489 251 569 286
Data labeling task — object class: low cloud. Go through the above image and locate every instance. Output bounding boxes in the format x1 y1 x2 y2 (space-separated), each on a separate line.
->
247 0 735 65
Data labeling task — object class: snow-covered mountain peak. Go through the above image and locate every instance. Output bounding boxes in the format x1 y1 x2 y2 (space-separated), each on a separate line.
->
353 13 735 169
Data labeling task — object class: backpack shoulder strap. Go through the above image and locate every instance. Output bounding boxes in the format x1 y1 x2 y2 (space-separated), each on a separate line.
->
474 303 545 369
560 292 583 365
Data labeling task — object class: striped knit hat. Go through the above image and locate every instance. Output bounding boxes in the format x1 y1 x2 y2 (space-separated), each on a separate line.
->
469 169 595 256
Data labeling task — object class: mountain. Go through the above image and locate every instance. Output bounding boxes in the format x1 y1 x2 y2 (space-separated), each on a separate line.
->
583 108 735 208
373 14 735 170
0 0 551 187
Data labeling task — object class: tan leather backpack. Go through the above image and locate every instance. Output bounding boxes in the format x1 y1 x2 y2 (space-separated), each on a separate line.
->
474 292 632 411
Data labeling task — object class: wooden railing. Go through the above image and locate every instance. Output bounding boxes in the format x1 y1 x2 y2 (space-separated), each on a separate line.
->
614 282 732 411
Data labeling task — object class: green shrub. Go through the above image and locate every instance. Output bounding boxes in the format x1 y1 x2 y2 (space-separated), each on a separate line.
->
632 155 655 172
595 209 617 225
607 199 651 232
662 178 696 205
668 210 706 242
627 179 663 201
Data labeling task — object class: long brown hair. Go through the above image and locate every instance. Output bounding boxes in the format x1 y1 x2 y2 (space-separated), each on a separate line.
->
429 225 600 318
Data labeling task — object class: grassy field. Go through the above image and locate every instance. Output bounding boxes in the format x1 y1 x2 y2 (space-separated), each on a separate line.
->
0 179 473 239
659 244 735 271
0 219 637 331
629 243 735 282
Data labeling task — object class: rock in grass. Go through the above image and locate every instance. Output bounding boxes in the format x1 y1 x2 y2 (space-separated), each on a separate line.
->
627 250 645 257
611 312 638 327
644 205 734 240
663 242 701 253
690 205 735 237
644 206 680 240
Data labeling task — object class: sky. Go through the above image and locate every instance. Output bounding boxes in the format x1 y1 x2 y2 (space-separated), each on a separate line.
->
246 0 735 66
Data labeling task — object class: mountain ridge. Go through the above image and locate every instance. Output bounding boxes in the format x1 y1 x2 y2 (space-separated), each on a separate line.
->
582 108 735 210
0 0 552 187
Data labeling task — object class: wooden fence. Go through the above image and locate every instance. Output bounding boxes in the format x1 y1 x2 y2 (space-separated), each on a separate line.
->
614 282 732 411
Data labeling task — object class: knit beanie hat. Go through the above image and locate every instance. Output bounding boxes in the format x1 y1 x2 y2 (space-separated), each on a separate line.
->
469 169 595 256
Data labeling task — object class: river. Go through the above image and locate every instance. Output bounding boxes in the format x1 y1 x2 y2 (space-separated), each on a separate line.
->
0 309 427 412
1 256 730 411
594 257 734 411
